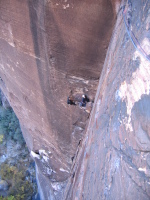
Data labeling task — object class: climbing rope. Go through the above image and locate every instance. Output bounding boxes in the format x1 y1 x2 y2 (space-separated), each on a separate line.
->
123 7 150 63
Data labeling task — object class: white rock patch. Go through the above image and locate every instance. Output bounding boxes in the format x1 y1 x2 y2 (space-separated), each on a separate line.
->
117 38 150 131
59 168 69 173
30 151 40 159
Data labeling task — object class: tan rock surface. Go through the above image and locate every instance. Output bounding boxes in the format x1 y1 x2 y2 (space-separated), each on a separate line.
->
0 0 119 199
67 0 150 199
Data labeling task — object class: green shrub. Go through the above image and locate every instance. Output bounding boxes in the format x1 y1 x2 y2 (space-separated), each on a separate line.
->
0 96 34 199
7 196 15 200
0 195 15 200
0 134 4 143
13 128 25 145
9 180 33 199
0 163 17 180
0 106 25 145
0 164 33 200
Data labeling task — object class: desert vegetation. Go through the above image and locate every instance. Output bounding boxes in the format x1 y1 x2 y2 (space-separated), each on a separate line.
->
0 92 37 200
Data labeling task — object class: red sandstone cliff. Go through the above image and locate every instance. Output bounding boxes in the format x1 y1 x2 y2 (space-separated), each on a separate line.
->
1 0 150 199
0 0 119 199
66 0 150 199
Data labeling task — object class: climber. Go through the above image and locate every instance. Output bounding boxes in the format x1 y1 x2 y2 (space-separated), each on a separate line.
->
79 94 89 108
67 96 76 105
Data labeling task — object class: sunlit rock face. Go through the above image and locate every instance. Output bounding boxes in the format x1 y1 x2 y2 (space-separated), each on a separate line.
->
0 0 119 199
67 0 150 200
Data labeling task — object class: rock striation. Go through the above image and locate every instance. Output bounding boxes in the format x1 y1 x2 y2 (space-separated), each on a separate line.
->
0 0 119 199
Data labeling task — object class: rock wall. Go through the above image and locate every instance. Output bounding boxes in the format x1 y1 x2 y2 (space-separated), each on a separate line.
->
0 0 119 199
67 0 150 199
